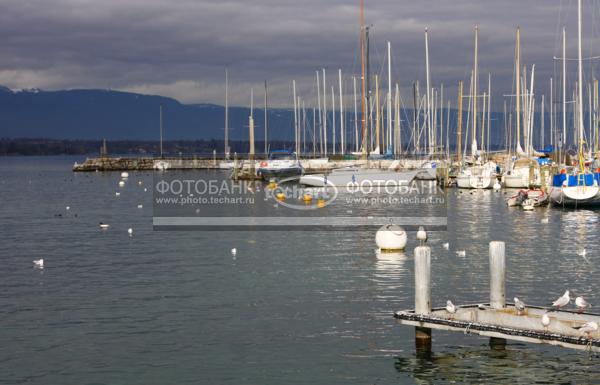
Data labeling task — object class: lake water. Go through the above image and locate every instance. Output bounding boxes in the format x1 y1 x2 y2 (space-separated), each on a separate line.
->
1 156 599 384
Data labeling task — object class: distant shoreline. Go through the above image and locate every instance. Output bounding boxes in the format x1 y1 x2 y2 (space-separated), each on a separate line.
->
0 138 295 156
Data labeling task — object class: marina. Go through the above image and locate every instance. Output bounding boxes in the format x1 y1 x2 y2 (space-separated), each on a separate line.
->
4 0 600 383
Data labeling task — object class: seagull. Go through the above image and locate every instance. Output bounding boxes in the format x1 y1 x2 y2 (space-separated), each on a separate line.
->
137 204 143 209
575 297 592 314
446 300 457 319
115 192 120 196
541 313 551 330
456 250 466 257
99 222 110 229
33 259 44 269
514 297 526 315
577 248 587 258
541 218 549 224
550 290 570 310
573 321 598 339
443 242 450 250
477 304 487 310
417 226 427 246
231 248 237 256
66 206 70 210
127 228 133 236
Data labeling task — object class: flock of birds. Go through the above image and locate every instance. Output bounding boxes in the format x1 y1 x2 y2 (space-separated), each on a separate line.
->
416 226 598 339
33 172 141 270
445 290 598 339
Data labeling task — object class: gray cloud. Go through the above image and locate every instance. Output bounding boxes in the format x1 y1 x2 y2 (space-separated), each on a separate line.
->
0 0 596 110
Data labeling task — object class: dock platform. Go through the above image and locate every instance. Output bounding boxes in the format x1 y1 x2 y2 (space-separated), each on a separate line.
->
395 303 600 352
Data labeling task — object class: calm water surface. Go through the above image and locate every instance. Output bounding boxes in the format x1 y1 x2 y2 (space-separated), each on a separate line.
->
1 156 599 384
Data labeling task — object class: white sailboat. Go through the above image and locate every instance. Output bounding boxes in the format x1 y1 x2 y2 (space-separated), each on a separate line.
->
456 26 497 189
503 28 541 188
550 0 600 208
550 0 600 207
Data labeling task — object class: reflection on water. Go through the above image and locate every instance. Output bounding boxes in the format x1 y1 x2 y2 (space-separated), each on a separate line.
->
395 344 600 384
1 157 600 385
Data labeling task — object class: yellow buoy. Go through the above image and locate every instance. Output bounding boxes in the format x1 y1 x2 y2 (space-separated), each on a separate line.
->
276 192 286 201
302 194 313 202
268 181 278 190
316 198 326 208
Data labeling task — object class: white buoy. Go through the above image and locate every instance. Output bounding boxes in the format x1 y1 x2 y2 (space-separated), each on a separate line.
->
375 224 407 251
121 172 129 178
137 204 143 209
138 180 143 186
99 223 110 229
33 259 44 268
231 248 237 256
493 181 501 191
128 228 133 236
118 180 125 187
416 226 427 246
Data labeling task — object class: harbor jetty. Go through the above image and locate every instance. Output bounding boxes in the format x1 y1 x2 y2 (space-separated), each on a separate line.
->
395 242 600 353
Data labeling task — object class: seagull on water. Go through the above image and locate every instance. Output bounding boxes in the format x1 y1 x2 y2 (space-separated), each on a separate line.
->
573 321 598 339
514 297 526 315
99 222 110 229
33 259 44 269
456 250 466 257
550 290 570 310
417 226 427 246
541 313 551 331
577 248 587 257
575 297 592 314
443 242 450 250
231 248 237 256
446 300 457 319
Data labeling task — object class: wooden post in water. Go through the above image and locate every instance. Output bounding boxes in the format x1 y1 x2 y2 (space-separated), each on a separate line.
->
414 246 432 353
489 241 507 349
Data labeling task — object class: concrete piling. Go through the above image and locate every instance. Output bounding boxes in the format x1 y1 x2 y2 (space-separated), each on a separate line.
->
489 241 507 348
414 246 432 353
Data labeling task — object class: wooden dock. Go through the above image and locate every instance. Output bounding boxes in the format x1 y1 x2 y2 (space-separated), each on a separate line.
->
396 242 600 353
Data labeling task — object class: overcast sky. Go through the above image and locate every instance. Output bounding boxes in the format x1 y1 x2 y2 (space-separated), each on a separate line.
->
0 0 598 110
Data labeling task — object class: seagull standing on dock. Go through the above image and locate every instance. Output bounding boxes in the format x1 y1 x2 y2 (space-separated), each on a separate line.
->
514 297 526 315
446 300 457 319
575 297 592 314
541 313 551 331
550 290 570 310
573 321 598 339
417 226 427 246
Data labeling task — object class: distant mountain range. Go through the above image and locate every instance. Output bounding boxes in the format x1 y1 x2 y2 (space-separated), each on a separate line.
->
0 86 295 141
1 85 557 152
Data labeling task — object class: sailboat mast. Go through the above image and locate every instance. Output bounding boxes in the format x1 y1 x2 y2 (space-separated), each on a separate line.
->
387 41 392 154
562 27 567 150
323 69 327 156
264 81 268 155
516 27 521 154
457 80 463 163
339 69 344 155
293 80 298 155
473 25 478 156
577 0 585 161
159 104 163 158
225 69 229 157
316 71 323 155
360 0 366 155
354 76 358 152
425 28 432 154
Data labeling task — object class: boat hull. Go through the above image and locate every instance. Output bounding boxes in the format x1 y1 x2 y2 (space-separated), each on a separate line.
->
550 185 600 207
300 169 420 187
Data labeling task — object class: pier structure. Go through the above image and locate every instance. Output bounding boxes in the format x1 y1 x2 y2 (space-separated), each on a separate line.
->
395 241 600 353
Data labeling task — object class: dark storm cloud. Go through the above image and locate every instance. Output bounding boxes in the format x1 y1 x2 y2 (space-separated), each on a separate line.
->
0 0 594 109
